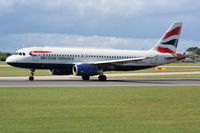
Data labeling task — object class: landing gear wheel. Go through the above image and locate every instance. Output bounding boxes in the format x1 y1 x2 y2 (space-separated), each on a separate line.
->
29 69 35 81
29 76 34 81
82 76 90 80
98 75 107 81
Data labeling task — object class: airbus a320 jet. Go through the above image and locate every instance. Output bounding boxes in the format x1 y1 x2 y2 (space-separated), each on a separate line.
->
6 22 184 81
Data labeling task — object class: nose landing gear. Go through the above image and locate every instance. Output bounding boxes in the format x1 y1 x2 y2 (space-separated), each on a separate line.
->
29 69 35 81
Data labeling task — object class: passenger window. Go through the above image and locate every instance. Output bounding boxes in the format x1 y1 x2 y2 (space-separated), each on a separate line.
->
19 53 22 55
23 53 25 56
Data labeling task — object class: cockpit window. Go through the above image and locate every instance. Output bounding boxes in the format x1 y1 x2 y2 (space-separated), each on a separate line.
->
15 52 26 56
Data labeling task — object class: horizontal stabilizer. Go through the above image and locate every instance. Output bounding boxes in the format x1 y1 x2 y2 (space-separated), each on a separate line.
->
165 56 185 59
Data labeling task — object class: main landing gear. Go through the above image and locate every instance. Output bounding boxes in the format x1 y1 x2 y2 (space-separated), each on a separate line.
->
81 75 107 81
98 75 107 81
82 75 90 80
29 69 35 81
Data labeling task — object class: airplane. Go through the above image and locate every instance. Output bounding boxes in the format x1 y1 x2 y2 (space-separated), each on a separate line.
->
6 22 185 81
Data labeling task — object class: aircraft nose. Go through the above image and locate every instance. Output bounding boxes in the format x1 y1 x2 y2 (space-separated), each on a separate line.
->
6 55 16 65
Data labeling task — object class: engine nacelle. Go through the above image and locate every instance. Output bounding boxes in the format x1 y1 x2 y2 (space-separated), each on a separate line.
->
72 64 101 76
49 69 72 75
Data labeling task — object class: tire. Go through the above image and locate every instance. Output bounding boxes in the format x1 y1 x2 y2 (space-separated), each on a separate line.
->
98 75 107 81
29 76 34 81
82 76 90 81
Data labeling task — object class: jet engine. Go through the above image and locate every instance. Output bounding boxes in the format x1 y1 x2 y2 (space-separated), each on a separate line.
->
72 64 102 76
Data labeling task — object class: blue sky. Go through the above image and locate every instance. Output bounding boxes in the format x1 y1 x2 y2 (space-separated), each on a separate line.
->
0 0 199 52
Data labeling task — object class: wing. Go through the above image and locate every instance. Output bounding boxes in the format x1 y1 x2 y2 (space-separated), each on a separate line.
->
83 57 149 66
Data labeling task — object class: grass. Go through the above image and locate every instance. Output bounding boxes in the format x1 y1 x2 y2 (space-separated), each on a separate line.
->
0 61 6 65
0 67 50 77
0 87 200 133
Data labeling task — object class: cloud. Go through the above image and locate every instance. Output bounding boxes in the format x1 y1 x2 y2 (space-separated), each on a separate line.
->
1 0 198 16
0 33 199 52
0 0 145 15
0 0 27 13
0 0 199 44
0 0 14 13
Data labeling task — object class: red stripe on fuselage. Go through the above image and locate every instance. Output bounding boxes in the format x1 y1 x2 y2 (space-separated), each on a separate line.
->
29 51 52 54
162 27 181 40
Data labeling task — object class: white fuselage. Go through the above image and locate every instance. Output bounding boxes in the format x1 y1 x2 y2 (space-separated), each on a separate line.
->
6 47 175 71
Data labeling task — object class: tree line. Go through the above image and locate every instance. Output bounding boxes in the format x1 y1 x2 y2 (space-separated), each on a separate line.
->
0 52 11 61
185 47 200 61
186 47 200 55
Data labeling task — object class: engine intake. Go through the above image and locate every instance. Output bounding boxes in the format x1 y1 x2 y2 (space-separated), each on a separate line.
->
73 64 101 76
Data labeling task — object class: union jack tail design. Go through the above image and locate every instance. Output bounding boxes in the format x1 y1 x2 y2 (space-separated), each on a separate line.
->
152 22 182 54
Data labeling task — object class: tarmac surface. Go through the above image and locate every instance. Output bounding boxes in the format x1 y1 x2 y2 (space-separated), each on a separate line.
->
0 76 200 87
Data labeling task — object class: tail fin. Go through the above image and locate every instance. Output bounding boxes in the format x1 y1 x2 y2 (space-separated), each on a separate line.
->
152 22 183 53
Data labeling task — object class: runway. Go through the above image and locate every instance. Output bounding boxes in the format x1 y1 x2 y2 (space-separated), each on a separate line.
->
0 76 200 87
